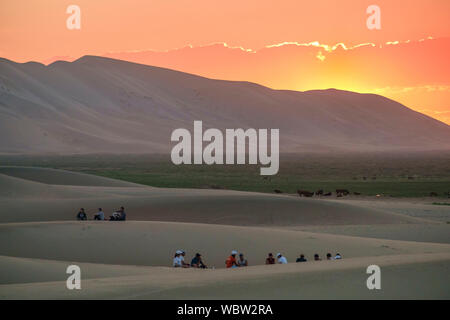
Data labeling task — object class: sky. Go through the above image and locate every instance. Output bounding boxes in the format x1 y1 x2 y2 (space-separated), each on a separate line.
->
1 0 449 123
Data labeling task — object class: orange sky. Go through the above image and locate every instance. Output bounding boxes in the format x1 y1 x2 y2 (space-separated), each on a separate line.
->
1 0 449 123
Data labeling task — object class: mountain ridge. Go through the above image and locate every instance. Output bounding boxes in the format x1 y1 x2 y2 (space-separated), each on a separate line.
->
0 55 449 154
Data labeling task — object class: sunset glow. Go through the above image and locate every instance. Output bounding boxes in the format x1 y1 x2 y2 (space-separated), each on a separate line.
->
1 0 449 123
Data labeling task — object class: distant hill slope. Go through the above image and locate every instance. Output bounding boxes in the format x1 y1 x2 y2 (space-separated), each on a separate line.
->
0 166 141 187
0 56 449 154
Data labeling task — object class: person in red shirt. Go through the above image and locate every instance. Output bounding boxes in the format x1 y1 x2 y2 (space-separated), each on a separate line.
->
225 250 239 268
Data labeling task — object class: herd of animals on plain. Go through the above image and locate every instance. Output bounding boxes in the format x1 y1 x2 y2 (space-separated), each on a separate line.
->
262 175 449 198
271 188 449 198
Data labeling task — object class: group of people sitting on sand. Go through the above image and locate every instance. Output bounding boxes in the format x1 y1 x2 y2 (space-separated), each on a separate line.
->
76 207 127 221
266 252 342 264
225 251 248 268
173 250 206 268
173 250 342 268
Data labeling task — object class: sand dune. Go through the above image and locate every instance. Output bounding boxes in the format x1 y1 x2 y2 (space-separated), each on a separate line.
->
0 168 424 225
294 224 450 244
1 56 449 154
1 253 449 299
325 198 450 223
292 198 450 243
0 255 152 285
1 221 448 269
1 217 449 299
1 168 448 299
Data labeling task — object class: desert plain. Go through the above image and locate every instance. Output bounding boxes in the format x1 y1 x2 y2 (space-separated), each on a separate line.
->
0 164 448 299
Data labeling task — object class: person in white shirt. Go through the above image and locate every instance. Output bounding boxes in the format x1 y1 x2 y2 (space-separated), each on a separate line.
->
277 253 288 264
173 250 182 267
335 253 342 260
179 250 190 268
94 208 105 220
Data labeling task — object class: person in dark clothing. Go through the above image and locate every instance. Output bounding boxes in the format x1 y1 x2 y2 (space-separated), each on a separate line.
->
265 253 275 265
110 206 126 221
117 206 126 221
191 253 207 268
76 208 87 220
296 254 307 262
